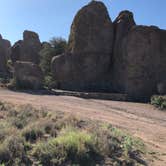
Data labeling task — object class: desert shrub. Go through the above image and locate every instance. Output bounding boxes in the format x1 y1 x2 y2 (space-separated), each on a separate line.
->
0 101 13 112
0 101 146 165
33 129 99 166
22 124 44 143
44 75 58 89
0 136 30 165
151 95 166 110
10 105 48 129
0 122 17 143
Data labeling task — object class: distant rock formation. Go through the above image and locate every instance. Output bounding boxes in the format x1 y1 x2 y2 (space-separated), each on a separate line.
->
0 35 11 77
14 61 43 90
52 1 114 91
11 30 42 64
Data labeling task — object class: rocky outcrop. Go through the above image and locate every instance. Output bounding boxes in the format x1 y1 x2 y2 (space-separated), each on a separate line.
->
112 26 166 101
0 35 11 77
11 31 41 64
14 61 43 90
52 1 114 91
51 1 166 101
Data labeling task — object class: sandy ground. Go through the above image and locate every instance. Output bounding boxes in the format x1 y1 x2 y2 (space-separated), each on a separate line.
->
0 88 166 165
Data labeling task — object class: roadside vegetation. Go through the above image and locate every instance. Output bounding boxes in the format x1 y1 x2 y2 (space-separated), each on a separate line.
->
151 95 166 110
0 101 147 166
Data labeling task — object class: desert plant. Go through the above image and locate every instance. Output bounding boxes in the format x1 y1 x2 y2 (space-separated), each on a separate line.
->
151 95 166 110
0 136 30 165
22 126 44 143
33 129 99 166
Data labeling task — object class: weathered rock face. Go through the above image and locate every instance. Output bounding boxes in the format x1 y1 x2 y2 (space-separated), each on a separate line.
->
14 61 43 90
110 11 136 92
52 1 114 91
0 35 11 77
11 31 41 64
112 26 166 101
68 1 113 54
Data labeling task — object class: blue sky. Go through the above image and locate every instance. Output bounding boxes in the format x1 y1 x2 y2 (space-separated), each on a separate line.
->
0 0 165 44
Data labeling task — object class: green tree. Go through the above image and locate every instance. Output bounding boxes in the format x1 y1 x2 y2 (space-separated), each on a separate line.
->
40 37 67 76
39 37 67 89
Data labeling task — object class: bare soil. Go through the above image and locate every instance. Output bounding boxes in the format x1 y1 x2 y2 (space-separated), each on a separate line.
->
0 88 166 165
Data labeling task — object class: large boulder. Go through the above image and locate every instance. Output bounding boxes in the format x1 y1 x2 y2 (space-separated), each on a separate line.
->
0 35 11 77
112 25 166 101
14 61 44 90
52 1 114 91
11 30 42 64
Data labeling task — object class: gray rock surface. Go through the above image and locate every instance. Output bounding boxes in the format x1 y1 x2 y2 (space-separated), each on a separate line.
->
112 26 166 101
11 30 41 64
111 10 136 92
14 61 43 90
52 1 114 91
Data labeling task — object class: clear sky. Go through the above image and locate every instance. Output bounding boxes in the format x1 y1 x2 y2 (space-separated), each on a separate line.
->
0 0 165 44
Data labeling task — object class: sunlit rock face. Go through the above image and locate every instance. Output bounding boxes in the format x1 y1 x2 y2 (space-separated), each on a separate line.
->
118 26 166 101
14 61 44 90
52 1 114 91
50 1 166 101
11 30 42 64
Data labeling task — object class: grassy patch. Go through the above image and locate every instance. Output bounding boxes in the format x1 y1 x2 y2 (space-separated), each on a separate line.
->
0 101 147 166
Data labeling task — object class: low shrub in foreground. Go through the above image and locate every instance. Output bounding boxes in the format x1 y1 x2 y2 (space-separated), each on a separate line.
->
0 101 147 166
151 95 166 110
33 129 99 166
0 136 31 165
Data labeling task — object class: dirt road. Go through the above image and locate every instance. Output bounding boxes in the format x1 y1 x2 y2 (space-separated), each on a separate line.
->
0 88 166 165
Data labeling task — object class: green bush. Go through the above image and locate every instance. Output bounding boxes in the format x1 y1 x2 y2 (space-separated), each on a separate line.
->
44 75 58 89
0 136 30 165
151 95 166 110
40 37 67 75
10 105 47 129
33 129 99 166
40 37 67 89
22 126 44 143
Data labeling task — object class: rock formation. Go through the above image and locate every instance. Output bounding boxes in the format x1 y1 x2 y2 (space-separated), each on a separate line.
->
11 30 42 64
14 61 43 90
115 26 166 101
0 35 11 77
51 1 166 101
52 1 114 91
